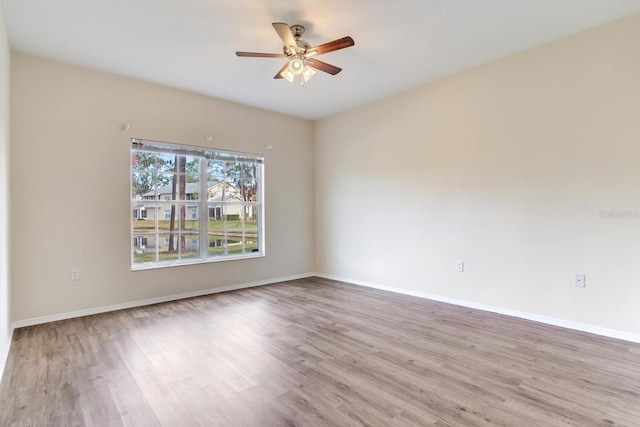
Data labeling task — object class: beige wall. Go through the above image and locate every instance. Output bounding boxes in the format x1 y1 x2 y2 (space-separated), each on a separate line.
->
0 1 11 368
10 53 315 321
315 15 640 336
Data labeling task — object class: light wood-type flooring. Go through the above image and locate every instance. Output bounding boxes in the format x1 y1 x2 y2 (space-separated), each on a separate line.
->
1 277 639 426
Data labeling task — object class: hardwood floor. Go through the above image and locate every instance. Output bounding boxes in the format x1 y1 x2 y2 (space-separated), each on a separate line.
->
1 277 639 426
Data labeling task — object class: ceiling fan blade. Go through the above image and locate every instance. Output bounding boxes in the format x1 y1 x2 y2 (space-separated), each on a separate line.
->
305 36 354 57
272 22 298 55
305 58 342 75
236 51 287 58
274 62 289 79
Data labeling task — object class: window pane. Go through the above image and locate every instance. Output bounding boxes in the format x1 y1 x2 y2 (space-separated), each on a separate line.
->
239 162 257 179
156 153 176 172
131 171 155 198
132 215 152 232
208 204 226 256
155 173 174 199
225 236 243 255
184 156 200 174
186 204 199 221
208 235 226 257
243 236 259 254
156 174 200 201
226 207 243 231
238 179 258 202
244 204 259 222
182 234 200 259
225 161 241 181
132 234 157 264
249 210 260 253
163 233 200 259
181 176 200 201
159 234 179 261
207 182 240 202
157 204 197 232
131 151 157 173
208 204 223 222
152 203 168 231
208 227 242 256
181 205 200 232
207 160 225 180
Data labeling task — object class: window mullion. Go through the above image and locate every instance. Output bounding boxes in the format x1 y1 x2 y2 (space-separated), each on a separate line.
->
241 203 246 253
154 159 160 263
199 157 208 258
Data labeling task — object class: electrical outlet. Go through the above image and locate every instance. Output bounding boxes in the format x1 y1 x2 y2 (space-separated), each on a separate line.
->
575 274 585 288
71 268 80 281
456 261 464 272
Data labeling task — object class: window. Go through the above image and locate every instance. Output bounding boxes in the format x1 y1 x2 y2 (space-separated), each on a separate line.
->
133 209 147 219
134 237 147 246
131 139 264 269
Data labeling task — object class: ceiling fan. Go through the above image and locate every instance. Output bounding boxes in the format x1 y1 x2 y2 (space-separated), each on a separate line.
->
236 23 355 85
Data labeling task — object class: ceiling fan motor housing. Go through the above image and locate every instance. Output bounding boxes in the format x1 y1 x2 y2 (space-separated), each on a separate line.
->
282 25 311 56
290 24 305 38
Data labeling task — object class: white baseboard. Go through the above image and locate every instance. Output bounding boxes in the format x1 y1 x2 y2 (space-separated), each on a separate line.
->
12 273 315 329
314 273 640 344
11 271 640 344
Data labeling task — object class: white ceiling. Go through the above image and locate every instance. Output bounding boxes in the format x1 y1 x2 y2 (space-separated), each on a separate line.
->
3 1 640 120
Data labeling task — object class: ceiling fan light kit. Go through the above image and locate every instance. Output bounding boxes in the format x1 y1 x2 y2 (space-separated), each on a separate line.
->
236 22 354 86
280 54 316 84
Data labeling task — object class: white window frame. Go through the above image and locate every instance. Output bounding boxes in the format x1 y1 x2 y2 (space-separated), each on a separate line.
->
130 138 265 270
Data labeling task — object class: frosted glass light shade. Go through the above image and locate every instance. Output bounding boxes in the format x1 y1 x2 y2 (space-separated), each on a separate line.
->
302 66 316 82
288 58 304 75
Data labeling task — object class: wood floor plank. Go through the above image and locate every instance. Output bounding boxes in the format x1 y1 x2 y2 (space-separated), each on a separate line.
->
1 277 639 426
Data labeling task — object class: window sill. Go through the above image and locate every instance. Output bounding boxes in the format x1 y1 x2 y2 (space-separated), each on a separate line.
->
131 252 265 271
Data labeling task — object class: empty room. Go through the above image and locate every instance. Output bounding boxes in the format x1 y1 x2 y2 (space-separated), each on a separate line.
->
1 1 639 425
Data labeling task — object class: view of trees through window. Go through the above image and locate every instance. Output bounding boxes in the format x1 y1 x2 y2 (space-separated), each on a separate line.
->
131 139 263 268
